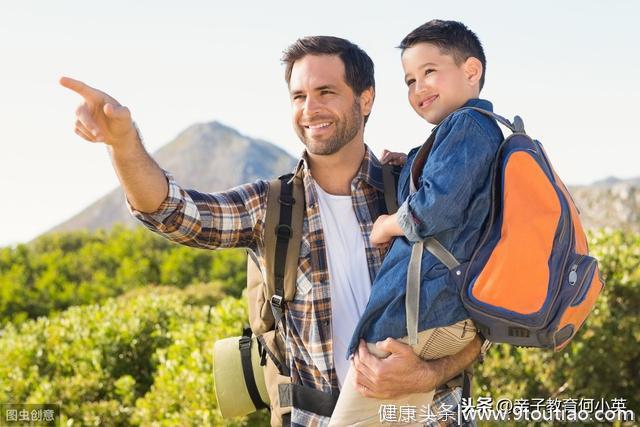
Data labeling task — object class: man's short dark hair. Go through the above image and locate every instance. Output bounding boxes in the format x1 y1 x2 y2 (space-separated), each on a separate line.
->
399 20 487 91
282 37 375 123
282 36 375 95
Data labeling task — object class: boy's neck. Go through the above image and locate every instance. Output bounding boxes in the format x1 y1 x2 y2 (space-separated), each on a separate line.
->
433 95 484 125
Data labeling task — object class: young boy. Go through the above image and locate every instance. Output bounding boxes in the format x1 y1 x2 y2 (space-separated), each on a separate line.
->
329 20 503 426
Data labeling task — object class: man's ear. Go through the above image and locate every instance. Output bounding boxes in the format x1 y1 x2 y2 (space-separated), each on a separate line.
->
463 57 483 88
359 86 375 117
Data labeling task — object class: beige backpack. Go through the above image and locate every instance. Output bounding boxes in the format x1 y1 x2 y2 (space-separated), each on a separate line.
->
218 166 400 426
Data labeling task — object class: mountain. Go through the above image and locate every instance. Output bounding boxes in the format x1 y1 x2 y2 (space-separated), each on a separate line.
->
49 120 639 234
50 121 298 234
569 177 640 232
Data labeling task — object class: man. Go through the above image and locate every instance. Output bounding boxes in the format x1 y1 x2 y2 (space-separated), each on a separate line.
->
61 36 482 426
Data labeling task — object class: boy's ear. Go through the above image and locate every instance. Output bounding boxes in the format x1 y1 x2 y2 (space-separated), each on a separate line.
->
463 57 483 88
359 86 375 117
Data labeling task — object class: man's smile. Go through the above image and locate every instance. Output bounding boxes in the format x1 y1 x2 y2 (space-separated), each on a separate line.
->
304 121 332 129
303 121 334 136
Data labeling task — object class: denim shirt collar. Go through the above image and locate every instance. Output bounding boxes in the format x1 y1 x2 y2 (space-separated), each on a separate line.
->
461 98 493 112
429 98 494 137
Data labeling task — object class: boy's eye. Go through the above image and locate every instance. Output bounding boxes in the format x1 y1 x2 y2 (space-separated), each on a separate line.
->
425 68 435 75
405 79 415 87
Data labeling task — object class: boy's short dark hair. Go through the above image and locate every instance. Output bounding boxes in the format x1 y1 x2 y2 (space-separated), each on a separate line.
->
399 20 487 91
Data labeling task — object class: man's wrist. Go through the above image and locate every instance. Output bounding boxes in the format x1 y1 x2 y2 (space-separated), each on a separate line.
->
415 357 444 393
109 123 143 156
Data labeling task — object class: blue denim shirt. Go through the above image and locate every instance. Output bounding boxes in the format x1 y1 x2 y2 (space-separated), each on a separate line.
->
347 99 503 357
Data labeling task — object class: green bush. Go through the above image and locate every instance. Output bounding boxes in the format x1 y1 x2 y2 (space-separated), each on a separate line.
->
0 229 636 426
0 287 268 426
475 229 640 423
0 226 247 328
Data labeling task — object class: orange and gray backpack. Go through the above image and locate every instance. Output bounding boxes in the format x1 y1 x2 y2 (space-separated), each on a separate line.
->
407 107 605 352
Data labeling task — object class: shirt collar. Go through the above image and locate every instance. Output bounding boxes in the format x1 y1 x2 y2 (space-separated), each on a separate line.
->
291 145 385 193
461 98 493 111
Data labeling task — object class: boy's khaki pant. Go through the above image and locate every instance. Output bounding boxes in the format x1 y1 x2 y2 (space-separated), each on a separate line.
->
328 319 476 426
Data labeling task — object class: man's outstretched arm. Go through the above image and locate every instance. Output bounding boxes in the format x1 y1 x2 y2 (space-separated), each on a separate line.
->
352 335 482 399
60 76 168 213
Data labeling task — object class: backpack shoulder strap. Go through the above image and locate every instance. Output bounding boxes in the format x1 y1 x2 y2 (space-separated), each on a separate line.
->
381 163 399 215
263 173 305 329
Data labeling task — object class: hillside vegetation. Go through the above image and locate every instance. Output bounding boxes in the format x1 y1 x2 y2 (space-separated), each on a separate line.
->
1 229 638 425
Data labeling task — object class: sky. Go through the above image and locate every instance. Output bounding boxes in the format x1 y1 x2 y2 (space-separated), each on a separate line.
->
0 0 638 247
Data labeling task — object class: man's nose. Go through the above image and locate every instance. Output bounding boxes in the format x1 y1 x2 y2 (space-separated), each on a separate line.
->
304 95 322 115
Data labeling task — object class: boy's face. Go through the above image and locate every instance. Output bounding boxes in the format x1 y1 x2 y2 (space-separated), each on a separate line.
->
401 42 481 125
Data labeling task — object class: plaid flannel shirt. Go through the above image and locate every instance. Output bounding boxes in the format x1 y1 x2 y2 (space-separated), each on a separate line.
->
128 146 470 426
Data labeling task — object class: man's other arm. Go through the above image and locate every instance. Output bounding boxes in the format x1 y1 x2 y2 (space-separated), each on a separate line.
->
352 335 482 398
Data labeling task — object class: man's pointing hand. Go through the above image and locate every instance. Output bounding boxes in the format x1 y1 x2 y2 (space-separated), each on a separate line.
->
59 76 136 148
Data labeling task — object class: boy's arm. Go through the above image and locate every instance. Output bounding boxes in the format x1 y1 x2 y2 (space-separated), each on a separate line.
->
396 114 500 242
370 213 403 246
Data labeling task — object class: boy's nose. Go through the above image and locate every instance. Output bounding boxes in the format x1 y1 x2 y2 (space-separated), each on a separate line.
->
415 78 428 94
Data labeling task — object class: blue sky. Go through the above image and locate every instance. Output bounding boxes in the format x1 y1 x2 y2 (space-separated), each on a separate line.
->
0 0 638 246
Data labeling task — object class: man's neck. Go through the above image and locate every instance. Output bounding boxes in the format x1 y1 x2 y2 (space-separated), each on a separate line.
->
307 139 365 196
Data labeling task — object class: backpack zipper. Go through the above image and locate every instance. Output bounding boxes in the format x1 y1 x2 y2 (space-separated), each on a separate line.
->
568 256 584 286
569 259 598 307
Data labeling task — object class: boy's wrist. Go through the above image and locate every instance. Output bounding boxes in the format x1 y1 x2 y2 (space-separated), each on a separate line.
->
384 213 404 237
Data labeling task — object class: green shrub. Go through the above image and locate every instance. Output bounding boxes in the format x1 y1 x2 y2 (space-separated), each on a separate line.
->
475 230 640 423
0 287 269 426
0 229 636 426
0 226 247 327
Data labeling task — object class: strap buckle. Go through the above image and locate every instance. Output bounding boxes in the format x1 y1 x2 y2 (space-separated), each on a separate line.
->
278 195 295 207
276 224 292 239
238 335 252 351
271 294 284 308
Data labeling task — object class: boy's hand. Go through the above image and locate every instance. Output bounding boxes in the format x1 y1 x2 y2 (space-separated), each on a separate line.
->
380 149 407 166
371 214 402 247
59 76 137 149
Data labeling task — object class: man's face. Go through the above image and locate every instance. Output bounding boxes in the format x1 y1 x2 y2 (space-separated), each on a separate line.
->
289 54 365 155
401 42 478 125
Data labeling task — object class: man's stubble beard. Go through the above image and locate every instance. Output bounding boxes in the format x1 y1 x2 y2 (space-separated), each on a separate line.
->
298 101 362 156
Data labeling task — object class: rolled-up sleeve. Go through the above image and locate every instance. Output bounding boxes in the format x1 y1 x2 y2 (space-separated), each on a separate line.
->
127 169 268 250
397 114 498 242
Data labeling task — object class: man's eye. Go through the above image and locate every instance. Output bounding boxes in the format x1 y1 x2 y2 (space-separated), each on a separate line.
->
320 90 332 95
405 79 415 87
293 95 305 101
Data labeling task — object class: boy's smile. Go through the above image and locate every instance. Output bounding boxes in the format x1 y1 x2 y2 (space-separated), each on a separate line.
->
401 42 481 125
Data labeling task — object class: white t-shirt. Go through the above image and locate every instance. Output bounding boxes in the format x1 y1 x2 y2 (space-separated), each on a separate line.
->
314 182 372 388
